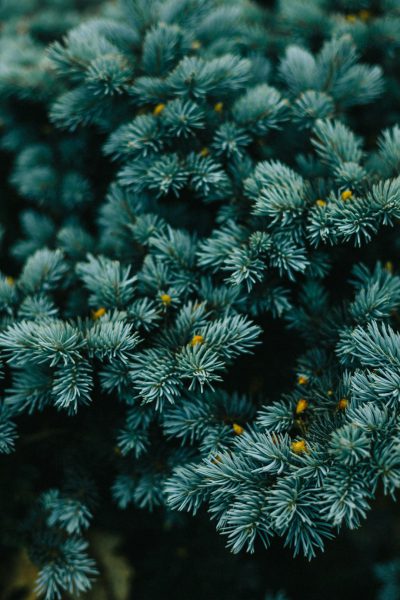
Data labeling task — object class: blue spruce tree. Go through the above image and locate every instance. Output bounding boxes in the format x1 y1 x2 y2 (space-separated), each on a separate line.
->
1 0 400 598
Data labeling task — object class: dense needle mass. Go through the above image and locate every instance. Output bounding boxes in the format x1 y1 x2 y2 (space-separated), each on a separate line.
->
1 1 400 598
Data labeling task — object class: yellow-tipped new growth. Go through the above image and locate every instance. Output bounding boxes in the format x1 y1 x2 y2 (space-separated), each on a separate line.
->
191 334 204 347
359 9 372 21
341 189 353 201
153 103 166 116
191 40 202 50
200 147 209 157
298 375 309 385
160 293 172 306
232 423 244 435
295 398 308 415
385 261 394 273
291 439 307 454
338 398 348 411
92 307 107 320
214 102 224 113
5 276 14 285
345 14 357 23
315 199 327 207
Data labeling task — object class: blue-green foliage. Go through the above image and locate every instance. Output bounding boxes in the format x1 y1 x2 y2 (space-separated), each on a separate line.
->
375 559 400 600
1 0 400 598
167 264 400 558
0 0 107 264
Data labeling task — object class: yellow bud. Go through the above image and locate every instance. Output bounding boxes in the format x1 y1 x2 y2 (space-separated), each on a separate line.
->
341 189 353 201
191 40 201 50
327 389 334 396
212 454 222 464
291 439 307 454
191 334 204 347
153 103 166 116
298 375 309 385
345 14 357 23
359 9 371 21
232 423 244 435
5 276 15 286
295 398 308 414
214 102 224 113
385 261 394 273
315 199 327 207
92 307 107 320
160 293 172 306
200 147 209 157
338 398 348 410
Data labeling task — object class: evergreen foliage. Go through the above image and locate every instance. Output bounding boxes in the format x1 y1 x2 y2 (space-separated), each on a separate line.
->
1 0 400 598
